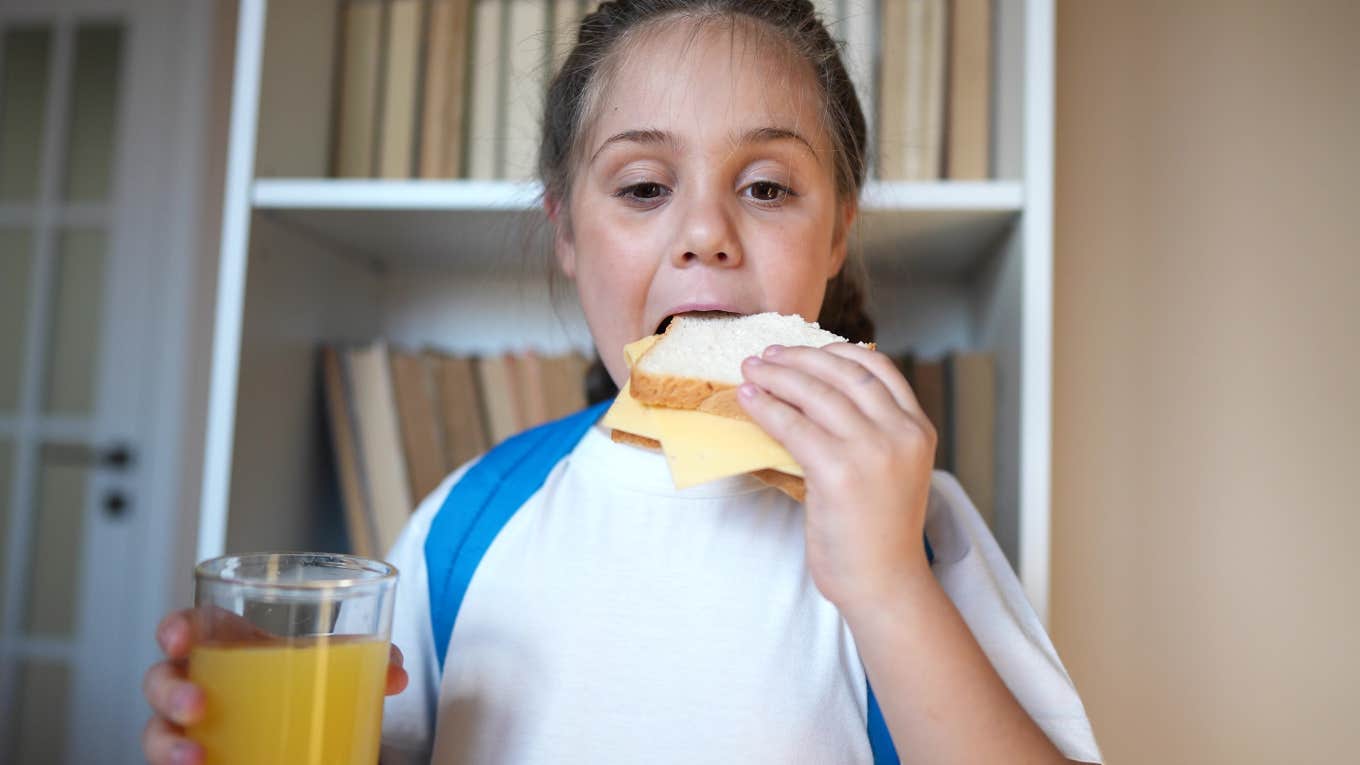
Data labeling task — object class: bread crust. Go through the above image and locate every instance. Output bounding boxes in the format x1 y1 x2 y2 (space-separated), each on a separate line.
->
630 341 876 423
751 469 806 502
611 429 662 450
629 367 733 410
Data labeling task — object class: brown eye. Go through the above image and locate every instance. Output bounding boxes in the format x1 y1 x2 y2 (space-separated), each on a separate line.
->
747 181 790 203
623 182 666 200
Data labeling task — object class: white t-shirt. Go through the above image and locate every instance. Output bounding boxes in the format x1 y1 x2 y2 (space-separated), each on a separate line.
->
379 424 1102 764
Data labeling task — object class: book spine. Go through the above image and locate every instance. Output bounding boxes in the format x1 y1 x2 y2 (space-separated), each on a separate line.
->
503 0 548 179
465 0 504 179
946 0 992 179
378 0 422 178
334 0 383 177
420 0 474 178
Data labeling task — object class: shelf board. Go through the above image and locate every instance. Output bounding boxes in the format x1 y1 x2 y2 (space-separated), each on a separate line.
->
252 179 1023 279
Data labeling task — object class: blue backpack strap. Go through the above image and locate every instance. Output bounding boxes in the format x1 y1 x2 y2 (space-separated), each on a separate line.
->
866 533 934 764
425 401 610 669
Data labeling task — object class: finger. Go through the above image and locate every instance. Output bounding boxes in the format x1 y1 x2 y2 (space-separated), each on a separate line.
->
760 344 906 422
143 661 205 726
390 643 405 668
142 715 203 765
155 611 196 660
819 343 923 417
736 380 838 471
157 607 276 660
741 355 875 440
386 664 409 696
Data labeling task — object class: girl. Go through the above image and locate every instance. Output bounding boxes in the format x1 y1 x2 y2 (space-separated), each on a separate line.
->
144 1 1101 763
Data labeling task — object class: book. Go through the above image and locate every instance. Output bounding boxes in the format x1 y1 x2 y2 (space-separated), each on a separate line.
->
503 0 548 179
388 349 448 502
912 358 950 471
842 0 876 175
377 0 422 179
912 0 947 180
878 0 946 180
877 0 906 179
430 352 490 470
420 0 474 178
946 0 992 179
465 0 504 179
321 347 377 558
541 352 588 418
949 350 996 528
333 0 383 177
551 0 584 72
344 343 414 556
514 351 551 428
475 354 522 444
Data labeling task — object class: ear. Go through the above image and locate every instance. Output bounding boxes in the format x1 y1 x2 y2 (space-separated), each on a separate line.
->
546 194 577 278
827 198 857 279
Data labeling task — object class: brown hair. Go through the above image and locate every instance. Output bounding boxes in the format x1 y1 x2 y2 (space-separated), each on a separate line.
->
539 0 875 401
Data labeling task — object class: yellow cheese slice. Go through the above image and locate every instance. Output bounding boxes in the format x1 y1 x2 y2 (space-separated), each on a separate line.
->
647 405 804 487
623 334 659 367
599 379 664 441
602 334 803 489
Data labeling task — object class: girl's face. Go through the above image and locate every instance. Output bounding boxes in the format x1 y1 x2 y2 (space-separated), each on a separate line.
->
554 19 854 387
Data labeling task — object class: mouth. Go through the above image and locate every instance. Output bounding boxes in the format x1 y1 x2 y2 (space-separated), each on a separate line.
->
654 303 747 334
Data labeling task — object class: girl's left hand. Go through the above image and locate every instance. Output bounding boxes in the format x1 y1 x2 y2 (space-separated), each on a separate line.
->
738 343 937 615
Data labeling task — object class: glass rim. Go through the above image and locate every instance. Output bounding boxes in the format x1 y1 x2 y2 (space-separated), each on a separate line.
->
194 552 397 591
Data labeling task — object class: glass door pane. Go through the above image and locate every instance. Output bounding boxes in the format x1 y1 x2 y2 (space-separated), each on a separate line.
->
0 228 33 412
7 659 69 764
64 24 122 202
43 229 106 416
0 26 51 201
21 443 91 637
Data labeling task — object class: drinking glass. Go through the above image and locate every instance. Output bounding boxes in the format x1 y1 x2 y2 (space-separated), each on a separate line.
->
187 553 397 765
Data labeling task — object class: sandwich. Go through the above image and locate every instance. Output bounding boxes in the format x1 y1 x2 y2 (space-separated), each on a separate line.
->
602 312 873 502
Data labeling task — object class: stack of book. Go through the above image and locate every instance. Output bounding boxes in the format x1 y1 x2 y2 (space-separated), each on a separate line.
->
875 0 994 180
332 0 599 180
322 342 591 556
892 350 998 529
330 0 992 182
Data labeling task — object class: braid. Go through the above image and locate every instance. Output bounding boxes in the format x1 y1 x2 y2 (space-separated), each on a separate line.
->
818 262 876 344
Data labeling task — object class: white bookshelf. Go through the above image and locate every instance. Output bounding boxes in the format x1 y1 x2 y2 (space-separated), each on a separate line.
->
201 0 1056 621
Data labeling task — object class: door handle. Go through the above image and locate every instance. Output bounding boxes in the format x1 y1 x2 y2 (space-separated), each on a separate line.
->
44 442 136 471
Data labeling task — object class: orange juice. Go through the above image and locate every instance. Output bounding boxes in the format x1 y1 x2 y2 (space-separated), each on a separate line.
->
188 636 388 765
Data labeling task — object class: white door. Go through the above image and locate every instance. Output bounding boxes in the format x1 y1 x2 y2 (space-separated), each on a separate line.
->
0 1 202 762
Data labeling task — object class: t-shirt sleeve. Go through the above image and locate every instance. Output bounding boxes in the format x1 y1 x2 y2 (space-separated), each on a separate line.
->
925 472 1104 764
379 461 477 765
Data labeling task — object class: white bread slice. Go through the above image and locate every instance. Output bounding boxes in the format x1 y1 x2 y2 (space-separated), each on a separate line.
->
630 312 871 420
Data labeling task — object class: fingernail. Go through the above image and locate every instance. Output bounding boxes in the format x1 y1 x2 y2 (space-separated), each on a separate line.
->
739 383 759 399
763 344 783 357
744 355 763 367
172 686 199 720
171 741 198 765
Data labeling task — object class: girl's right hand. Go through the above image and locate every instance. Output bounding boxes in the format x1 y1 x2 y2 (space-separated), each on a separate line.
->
141 608 410 765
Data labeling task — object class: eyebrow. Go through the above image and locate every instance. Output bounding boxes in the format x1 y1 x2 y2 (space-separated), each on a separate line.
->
588 126 819 166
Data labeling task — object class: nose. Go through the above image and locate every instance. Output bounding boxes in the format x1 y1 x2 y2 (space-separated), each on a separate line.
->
671 193 742 269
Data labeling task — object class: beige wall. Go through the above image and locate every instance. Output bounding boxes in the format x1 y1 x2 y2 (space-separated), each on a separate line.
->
1052 1 1359 763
